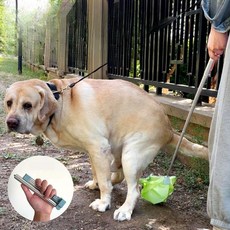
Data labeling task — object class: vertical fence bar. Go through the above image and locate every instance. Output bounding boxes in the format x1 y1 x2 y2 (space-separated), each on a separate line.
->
156 0 164 95
162 0 168 83
133 0 138 78
107 0 219 99
144 0 150 83
139 0 146 80
188 0 194 80
153 0 159 84
184 0 189 66
67 0 87 73
147 0 153 82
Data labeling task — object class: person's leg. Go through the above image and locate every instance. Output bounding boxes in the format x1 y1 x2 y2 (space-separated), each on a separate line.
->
208 37 230 229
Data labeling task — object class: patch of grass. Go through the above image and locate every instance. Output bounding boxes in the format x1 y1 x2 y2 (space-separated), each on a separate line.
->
154 152 209 191
0 126 5 135
0 56 47 80
191 125 206 144
0 207 7 215
72 175 80 185
187 157 209 186
0 56 19 75
1 151 29 162
169 115 208 144
2 152 17 159
169 116 181 132
57 156 70 165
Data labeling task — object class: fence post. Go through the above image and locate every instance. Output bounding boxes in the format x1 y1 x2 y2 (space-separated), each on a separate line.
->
57 0 73 75
44 20 52 69
87 0 108 79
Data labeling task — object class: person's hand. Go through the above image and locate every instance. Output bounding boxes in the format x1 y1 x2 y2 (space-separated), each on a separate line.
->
207 26 228 62
21 178 56 222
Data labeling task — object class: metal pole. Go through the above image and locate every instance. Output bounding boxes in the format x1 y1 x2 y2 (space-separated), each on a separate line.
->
15 0 18 53
18 28 22 74
167 59 214 176
15 0 22 74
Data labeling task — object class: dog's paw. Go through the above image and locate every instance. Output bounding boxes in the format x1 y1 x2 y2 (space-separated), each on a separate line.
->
89 199 111 212
84 180 98 190
113 207 132 221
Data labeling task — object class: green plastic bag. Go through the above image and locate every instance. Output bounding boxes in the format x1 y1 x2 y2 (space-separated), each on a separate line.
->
139 175 176 204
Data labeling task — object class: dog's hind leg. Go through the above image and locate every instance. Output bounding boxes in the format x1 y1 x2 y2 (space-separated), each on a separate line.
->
113 141 160 221
85 155 99 190
110 153 124 185
111 169 124 185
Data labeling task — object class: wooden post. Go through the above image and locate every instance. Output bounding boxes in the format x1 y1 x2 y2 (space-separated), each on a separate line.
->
44 20 51 69
87 0 108 79
57 0 73 76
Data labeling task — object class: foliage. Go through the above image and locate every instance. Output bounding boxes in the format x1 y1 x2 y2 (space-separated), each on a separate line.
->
48 0 62 17
0 0 6 53
3 152 17 159
49 0 62 4
0 0 61 58
19 0 63 65
0 1 16 55
0 206 6 215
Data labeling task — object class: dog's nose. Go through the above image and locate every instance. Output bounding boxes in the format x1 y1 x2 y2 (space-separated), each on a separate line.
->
7 117 20 130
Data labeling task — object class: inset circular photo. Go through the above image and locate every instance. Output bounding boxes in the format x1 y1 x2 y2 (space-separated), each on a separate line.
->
8 155 73 222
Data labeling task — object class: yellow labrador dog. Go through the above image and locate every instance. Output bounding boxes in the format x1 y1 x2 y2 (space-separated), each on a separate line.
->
4 78 208 221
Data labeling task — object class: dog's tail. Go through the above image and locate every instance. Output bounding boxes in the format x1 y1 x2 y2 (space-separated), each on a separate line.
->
162 133 209 160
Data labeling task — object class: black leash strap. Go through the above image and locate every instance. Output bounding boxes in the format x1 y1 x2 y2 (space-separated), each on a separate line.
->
50 63 107 96
68 62 108 89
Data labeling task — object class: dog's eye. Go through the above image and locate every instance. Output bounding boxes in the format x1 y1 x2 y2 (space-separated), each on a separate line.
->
23 102 32 110
7 100 12 108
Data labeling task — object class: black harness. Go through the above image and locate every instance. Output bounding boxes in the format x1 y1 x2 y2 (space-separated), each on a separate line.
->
46 82 60 101
45 83 59 127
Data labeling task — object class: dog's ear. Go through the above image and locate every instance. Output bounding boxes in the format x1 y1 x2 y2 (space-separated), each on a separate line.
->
36 86 58 123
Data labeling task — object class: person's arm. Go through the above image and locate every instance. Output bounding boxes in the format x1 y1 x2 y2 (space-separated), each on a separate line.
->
201 0 230 33
33 211 52 222
206 27 228 61
201 0 230 61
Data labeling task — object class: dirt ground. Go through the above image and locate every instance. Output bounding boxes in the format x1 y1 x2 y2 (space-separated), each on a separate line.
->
0 76 212 230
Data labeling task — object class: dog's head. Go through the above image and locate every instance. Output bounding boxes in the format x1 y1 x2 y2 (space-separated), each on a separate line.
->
4 79 58 135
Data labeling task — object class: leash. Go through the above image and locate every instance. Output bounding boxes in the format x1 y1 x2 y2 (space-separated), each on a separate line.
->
48 63 107 97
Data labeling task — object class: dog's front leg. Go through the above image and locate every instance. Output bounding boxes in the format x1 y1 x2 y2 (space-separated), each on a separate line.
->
88 145 113 212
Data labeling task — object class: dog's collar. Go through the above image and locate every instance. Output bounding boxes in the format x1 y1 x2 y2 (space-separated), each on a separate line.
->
46 82 59 127
46 82 60 100
47 113 55 127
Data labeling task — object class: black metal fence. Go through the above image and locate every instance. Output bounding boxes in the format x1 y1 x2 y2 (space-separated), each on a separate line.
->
67 0 88 76
107 0 223 101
